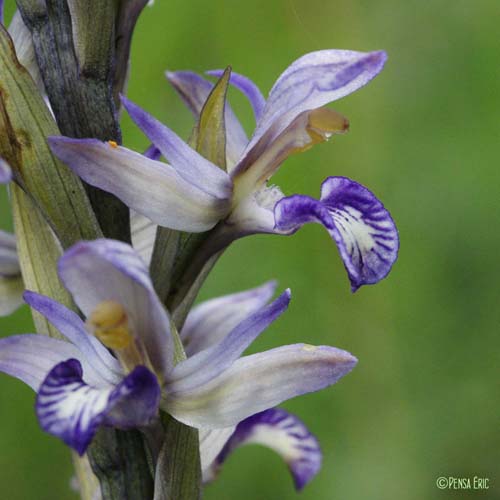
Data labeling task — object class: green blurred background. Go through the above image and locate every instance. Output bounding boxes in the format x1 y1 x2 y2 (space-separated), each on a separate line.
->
1 0 499 498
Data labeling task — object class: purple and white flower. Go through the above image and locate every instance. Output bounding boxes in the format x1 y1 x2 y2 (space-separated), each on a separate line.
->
49 49 399 290
202 408 322 491
0 239 356 456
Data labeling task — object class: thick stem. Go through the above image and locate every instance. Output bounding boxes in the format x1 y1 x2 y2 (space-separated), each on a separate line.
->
16 0 130 241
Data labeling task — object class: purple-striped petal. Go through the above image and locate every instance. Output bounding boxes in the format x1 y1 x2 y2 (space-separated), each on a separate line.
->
164 344 357 429
242 50 387 157
121 95 232 196
0 334 105 390
49 137 227 232
181 280 277 356
36 359 160 455
207 69 266 123
24 291 122 385
0 157 12 183
169 290 291 392
58 239 174 377
210 408 321 490
274 177 399 291
166 70 248 167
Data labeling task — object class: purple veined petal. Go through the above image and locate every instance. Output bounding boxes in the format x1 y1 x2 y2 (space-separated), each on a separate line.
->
0 1 4 24
121 95 233 197
49 137 228 232
0 157 12 183
168 290 291 392
130 211 157 265
242 50 387 157
0 334 106 391
274 176 399 291
181 280 278 356
165 70 248 168
164 343 357 429
0 230 21 277
24 291 122 385
199 426 236 477
58 239 174 378
210 408 321 491
36 359 160 455
207 69 266 123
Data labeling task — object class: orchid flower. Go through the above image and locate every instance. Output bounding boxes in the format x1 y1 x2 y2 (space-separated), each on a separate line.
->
0 239 356 457
187 283 322 490
49 49 399 291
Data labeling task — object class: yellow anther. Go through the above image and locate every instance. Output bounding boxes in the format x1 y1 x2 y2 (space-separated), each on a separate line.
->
302 344 318 352
87 301 132 350
306 107 349 145
108 140 118 148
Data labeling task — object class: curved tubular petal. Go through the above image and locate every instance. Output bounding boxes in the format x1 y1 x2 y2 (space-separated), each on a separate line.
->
164 343 357 429
181 280 278 356
169 290 291 392
199 426 236 478
49 137 227 232
166 70 248 168
24 291 122 384
210 408 321 491
0 334 104 390
207 69 266 123
130 211 156 265
274 177 399 291
0 157 12 183
58 239 174 378
121 95 233 197
242 50 387 158
36 359 160 455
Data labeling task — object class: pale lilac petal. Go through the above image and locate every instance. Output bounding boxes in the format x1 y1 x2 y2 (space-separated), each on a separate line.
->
169 290 291 392
36 359 160 454
130 211 156 265
9 11 44 91
181 280 277 356
165 70 248 167
24 291 122 385
0 230 20 277
0 334 105 390
121 95 233 196
199 426 236 477
49 137 227 232
243 50 387 156
274 177 399 291
211 408 321 490
0 275 24 316
0 157 12 183
164 344 357 428
58 239 174 377
207 69 266 122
